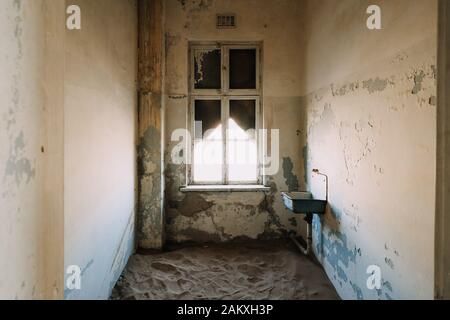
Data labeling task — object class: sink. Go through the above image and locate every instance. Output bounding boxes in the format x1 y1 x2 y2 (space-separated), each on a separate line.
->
281 192 327 214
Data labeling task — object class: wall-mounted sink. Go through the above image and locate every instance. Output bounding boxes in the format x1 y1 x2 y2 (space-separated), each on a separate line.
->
281 192 327 214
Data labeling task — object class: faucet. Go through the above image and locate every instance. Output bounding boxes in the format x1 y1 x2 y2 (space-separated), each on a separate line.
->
312 169 328 202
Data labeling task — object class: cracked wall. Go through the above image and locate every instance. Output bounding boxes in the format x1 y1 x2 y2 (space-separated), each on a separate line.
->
302 0 437 300
164 0 307 243
64 0 138 299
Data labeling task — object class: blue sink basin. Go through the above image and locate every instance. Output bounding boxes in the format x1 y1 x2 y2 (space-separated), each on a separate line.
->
281 192 327 214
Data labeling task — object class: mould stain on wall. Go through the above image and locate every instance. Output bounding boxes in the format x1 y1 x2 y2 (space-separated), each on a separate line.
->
282 157 299 192
4 131 36 187
137 124 163 248
164 163 295 242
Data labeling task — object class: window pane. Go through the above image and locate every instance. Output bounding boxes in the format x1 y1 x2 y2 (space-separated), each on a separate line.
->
193 100 223 183
229 49 256 89
194 49 221 89
228 100 257 182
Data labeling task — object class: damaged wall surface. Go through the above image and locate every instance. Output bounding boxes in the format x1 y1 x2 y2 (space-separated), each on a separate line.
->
137 0 165 250
302 0 437 299
64 0 138 299
0 0 65 299
164 0 308 243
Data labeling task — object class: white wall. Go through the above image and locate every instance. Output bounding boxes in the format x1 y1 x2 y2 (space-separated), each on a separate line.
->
64 0 138 299
0 0 65 299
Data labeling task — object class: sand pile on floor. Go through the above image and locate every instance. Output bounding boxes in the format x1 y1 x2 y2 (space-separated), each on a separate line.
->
112 240 338 300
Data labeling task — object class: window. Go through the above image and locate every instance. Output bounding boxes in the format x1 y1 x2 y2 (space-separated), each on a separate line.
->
189 42 262 185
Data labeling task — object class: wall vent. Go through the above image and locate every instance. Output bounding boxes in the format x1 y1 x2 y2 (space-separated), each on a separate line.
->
216 14 236 28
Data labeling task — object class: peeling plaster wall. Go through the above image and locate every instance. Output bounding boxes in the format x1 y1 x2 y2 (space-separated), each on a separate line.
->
302 0 437 299
64 0 138 299
164 0 307 243
0 0 65 299
137 0 166 250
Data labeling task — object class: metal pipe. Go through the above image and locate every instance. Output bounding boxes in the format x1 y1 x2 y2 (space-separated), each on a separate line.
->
306 220 312 255
290 216 312 255
312 169 329 202
290 234 308 255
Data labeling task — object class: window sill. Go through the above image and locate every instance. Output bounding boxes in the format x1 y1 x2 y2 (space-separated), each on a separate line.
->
180 185 271 193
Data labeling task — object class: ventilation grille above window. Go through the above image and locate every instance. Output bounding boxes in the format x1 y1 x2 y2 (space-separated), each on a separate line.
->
216 14 236 28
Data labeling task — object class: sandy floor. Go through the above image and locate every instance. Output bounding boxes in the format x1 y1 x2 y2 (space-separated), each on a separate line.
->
111 240 338 300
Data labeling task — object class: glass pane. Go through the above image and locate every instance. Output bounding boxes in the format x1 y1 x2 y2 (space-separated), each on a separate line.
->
228 100 257 182
194 49 221 89
193 100 223 183
229 49 256 89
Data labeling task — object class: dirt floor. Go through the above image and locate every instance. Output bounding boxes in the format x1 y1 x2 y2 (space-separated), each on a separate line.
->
111 239 339 300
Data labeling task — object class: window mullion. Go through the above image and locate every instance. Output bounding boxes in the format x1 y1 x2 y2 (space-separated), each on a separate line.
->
222 45 229 185
222 97 229 185
223 45 229 95
256 97 262 185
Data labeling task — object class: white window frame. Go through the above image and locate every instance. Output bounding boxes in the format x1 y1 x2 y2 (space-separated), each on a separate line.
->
188 41 263 186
